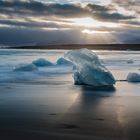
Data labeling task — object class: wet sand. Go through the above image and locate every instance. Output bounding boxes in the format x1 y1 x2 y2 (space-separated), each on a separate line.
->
0 74 140 140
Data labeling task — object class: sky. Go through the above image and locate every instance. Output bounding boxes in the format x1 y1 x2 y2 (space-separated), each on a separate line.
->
0 0 139 46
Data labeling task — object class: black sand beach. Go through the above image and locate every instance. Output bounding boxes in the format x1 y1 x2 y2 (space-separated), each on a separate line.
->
0 74 140 140
0 48 140 140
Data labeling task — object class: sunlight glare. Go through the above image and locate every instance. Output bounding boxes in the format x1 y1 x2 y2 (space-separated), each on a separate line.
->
71 17 118 28
82 29 110 34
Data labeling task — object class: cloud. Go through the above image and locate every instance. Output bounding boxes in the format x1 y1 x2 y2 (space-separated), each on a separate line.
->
86 4 134 21
0 0 136 20
0 1 88 17
0 19 63 29
112 0 140 15
0 0 139 45
0 26 87 46
114 28 140 44
0 0 136 32
93 12 134 21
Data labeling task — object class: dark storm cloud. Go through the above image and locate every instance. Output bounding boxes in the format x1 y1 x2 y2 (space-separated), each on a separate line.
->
1 26 139 46
114 28 140 44
0 0 135 20
0 26 82 46
0 19 63 28
93 12 134 21
0 0 139 45
86 4 114 12
86 4 134 21
0 0 88 17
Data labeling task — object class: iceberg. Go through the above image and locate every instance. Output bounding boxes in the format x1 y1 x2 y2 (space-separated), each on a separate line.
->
127 59 133 64
32 58 53 67
56 57 73 65
14 64 38 71
127 73 140 82
64 48 115 87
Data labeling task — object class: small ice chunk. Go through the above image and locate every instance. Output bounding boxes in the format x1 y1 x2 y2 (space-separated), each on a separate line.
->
14 64 38 71
126 49 132 51
127 73 140 82
56 57 73 65
32 58 53 67
65 48 115 87
127 59 133 64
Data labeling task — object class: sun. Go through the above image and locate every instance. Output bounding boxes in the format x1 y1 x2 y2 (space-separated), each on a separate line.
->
70 17 118 28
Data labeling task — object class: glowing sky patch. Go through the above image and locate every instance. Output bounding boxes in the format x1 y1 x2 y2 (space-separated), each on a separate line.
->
82 29 111 34
69 17 118 28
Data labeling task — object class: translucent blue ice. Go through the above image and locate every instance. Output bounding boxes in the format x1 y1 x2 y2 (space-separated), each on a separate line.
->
127 73 140 82
56 57 73 65
32 58 53 67
65 48 116 87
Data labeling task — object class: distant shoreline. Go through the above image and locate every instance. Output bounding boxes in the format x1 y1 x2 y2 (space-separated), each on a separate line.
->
6 44 140 50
